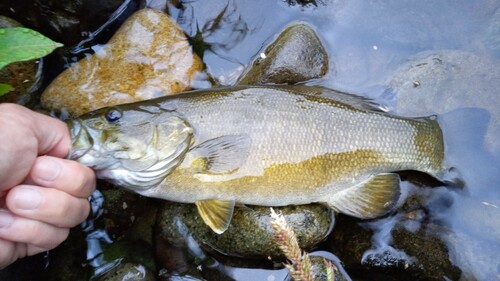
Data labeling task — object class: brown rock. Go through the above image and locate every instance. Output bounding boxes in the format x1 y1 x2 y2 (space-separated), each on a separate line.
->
41 8 203 116
237 23 328 85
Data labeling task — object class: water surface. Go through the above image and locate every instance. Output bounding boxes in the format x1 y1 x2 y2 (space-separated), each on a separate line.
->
168 0 499 280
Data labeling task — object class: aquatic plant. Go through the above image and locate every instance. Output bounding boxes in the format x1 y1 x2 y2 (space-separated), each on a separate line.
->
271 208 336 281
0 27 62 96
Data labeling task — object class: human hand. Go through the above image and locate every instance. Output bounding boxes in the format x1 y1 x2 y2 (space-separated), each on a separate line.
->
0 103 96 269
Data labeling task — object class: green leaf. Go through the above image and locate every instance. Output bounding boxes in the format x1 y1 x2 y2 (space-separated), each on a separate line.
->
0 27 63 69
0 83 14 96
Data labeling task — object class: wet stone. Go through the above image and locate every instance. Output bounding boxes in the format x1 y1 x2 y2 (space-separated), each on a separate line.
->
387 50 500 154
95 262 156 281
237 23 328 85
101 240 156 271
309 255 350 281
0 16 43 106
482 8 500 58
326 212 461 281
41 8 203 116
42 229 93 281
99 188 159 243
155 202 334 260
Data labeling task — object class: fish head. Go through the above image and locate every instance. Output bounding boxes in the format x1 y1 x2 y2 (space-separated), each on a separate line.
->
67 105 193 190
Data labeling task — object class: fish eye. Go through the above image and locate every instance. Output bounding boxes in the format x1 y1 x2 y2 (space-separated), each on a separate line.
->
105 109 122 123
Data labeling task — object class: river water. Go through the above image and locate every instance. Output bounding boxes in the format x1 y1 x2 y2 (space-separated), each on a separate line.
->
167 0 500 280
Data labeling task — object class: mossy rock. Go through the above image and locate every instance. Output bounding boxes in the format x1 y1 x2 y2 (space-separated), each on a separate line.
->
156 202 334 260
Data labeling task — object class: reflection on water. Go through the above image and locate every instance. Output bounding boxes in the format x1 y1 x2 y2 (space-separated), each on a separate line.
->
438 109 500 280
81 190 115 274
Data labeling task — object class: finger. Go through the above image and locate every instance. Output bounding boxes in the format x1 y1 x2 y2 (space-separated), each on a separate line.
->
6 185 90 228
0 209 69 250
0 103 71 157
27 156 96 199
31 112 71 158
0 239 19 269
0 104 71 189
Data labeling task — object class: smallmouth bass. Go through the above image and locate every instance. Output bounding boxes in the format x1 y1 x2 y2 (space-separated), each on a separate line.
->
68 85 445 233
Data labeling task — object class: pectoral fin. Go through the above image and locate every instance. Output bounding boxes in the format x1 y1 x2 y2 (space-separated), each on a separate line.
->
187 135 251 174
327 173 401 219
195 199 236 234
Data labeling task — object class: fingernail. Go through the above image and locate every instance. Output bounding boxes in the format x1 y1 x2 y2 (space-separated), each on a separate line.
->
0 209 13 228
12 187 42 210
35 157 62 182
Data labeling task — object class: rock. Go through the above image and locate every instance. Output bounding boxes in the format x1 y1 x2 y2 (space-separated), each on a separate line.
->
482 8 500 58
237 23 328 85
0 16 43 106
387 50 500 154
155 202 334 260
326 211 461 281
99 188 159 243
101 240 156 271
41 8 203 116
309 254 351 281
42 229 94 281
95 262 156 281
283 0 325 8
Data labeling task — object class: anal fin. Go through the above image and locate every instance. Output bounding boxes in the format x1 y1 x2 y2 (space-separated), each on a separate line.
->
195 199 235 234
327 173 401 219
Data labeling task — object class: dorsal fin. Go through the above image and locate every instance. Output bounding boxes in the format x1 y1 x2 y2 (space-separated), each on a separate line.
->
273 85 390 113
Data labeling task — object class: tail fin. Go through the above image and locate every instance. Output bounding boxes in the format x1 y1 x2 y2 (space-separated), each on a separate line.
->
411 115 445 180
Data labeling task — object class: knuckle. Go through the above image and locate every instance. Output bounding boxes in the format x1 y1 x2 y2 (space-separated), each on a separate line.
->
0 245 16 269
54 197 89 228
68 163 96 197
54 198 73 222
71 172 87 195
25 222 48 245
49 229 69 249
32 226 68 250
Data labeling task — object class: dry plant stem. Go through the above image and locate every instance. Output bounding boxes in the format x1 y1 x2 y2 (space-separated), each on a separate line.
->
324 259 335 281
270 208 315 281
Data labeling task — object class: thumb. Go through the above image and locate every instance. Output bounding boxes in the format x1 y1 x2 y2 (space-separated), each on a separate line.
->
1 104 71 157
30 110 71 158
0 104 71 190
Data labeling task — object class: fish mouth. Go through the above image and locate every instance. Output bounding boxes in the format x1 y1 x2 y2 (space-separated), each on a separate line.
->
66 119 93 160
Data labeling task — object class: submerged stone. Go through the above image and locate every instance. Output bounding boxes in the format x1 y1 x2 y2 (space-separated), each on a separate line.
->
41 8 203 116
326 199 462 281
388 50 500 154
483 8 500 58
155 202 334 260
237 23 328 85
309 254 351 281
94 262 155 281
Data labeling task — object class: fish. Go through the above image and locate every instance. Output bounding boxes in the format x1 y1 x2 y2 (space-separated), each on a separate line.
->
67 85 445 234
